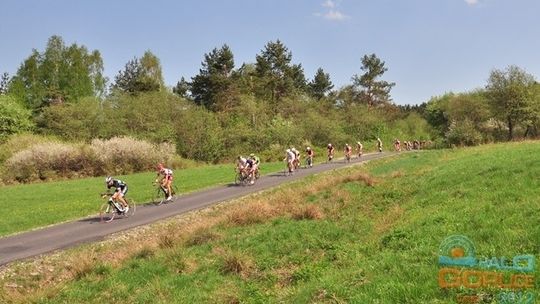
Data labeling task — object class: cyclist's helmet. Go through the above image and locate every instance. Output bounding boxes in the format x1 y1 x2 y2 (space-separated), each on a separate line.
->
105 176 113 184
327 143 332 148
250 153 255 158
286 149 291 153
357 141 361 145
306 147 311 150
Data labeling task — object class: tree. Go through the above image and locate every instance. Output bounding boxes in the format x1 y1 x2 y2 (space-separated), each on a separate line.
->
0 72 10 95
309 68 334 100
9 35 106 110
486 65 536 140
111 51 164 94
351 54 395 107
0 95 34 141
173 77 190 99
190 44 235 109
254 40 307 103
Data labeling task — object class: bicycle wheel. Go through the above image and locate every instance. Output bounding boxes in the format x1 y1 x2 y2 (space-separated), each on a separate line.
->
234 172 242 185
123 200 136 218
100 202 116 223
153 186 166 205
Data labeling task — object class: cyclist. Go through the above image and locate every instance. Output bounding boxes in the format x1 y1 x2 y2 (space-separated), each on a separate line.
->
344 144 352 161
305 146 314 167
105 176 129 212
291 148 300 169
249 153 260 177
285 149 295 174
394 138 401 152
237 155 248 176
156 163 174 201
356 141 363 158
327 143 335 162
377 138 383 152
245 157 256 184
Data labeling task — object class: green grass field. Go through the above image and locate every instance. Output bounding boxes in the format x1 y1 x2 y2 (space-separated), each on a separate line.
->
3 142 539 303
0 161 286 237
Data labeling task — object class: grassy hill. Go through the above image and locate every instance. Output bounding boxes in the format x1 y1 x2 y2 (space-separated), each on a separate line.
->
1 142 539 303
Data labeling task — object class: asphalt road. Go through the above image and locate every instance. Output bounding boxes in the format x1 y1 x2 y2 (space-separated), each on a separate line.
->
0 152 394 266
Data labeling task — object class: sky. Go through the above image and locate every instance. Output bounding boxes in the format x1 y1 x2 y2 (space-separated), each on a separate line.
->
1 0 539 105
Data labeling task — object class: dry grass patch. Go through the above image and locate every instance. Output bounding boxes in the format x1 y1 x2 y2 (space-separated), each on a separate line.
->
219 250 256 279
291 205 324 220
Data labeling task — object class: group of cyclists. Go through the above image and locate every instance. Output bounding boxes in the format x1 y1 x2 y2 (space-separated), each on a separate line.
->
236 154 261 184
103 137 426 215
103 163 174 214
392 139 425 152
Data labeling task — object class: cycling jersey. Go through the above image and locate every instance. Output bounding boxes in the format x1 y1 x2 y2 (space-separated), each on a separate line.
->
246 158 255 168
108 179 128 196
306 150 314 156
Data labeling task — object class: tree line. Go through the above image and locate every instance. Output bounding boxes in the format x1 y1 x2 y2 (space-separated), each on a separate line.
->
1 35 539 168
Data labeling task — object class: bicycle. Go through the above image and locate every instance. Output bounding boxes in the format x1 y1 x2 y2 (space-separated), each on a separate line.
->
305 155 313 168
235 168 254 185
152 181 177 205
99 193 136 223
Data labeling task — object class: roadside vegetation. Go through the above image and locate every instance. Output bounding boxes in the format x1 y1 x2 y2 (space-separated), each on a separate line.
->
1 141 538 303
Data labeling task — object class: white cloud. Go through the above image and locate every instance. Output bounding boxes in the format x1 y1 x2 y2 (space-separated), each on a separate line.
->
324 10 349 21
322 0 335 8
464 0 479 6
316 0 349 21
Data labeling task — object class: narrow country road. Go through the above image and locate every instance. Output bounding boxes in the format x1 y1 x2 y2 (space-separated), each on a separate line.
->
0 152 395 266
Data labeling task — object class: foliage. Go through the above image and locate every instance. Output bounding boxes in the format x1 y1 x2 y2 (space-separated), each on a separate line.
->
2 137 175 183
190 44 235 110
486 65 537 140
8 35 106 110
111 50 165 94
0 95 34 141
308 67 334 100
351 53 395 107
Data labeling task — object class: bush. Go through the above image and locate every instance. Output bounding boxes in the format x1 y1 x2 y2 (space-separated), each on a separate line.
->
0 133 56 163
445 119 483 146
90 137 175 174
2 136 176 183
0 95 34 141
4 142 87 182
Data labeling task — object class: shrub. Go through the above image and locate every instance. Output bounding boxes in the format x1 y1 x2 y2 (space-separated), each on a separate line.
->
2 136 176 183
0 133 56 163
445 119 483 146
90 137 175 174
4 142 86 182
0 95 34 141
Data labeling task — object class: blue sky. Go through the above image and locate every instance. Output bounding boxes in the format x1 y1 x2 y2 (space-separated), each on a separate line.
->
1 0 539 105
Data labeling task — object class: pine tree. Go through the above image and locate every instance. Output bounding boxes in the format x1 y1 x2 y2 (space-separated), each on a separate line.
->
351 54 395 107
309 68 334 100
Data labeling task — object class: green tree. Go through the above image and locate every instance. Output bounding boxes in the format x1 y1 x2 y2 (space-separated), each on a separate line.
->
351 53 395 107
112 51 164 94
190 44 235 110
9 35 105 110
309 68 334 100
0 72 9 95
486 65 536 140
254 40 307 104
173 77 190 99
0 95 34 141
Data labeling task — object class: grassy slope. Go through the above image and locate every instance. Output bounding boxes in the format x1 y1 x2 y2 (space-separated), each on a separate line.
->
5 142 540 303
0 162 285 237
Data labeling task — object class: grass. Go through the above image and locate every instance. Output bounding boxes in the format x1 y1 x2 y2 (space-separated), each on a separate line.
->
0 161 285 237
1 141 539 303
